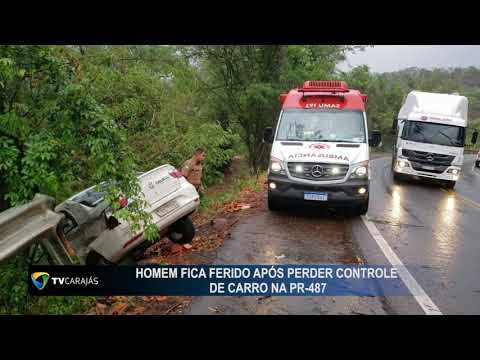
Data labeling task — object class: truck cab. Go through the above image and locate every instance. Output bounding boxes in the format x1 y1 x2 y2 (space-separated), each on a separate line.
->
391 91 477 189
263 80 381 215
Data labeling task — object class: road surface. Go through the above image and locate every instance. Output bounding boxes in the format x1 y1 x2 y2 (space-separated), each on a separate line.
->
354 154 480 314
184 155 480 315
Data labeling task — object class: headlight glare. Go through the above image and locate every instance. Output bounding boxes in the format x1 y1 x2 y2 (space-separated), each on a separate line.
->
270 156 285 175
355 166 367 177
350 161 369 178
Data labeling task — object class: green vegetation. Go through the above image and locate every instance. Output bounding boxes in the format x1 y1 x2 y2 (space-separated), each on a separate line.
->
342 66 480 150
2 45 480 314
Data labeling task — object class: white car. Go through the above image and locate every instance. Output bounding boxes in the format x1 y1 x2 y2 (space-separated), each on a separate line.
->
0 164 200 265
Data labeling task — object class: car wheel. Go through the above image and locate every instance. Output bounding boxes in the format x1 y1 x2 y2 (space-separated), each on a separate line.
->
268 196 282 211
443 180 456 190
168 217 195 244
85 251 113 265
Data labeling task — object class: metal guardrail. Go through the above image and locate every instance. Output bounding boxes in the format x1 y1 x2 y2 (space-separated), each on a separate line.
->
0 194 74 265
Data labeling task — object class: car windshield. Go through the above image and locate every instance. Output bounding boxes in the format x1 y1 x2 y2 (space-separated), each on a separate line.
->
401 120 466 147
276 109 366 143
71 183 110 207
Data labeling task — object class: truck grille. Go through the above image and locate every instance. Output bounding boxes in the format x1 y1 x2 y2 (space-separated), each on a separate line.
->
402 149 455 166
410 162 448 174
287 162 349 181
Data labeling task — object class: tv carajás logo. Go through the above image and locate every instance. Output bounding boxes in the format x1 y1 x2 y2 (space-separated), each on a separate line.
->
31 271 99 290
31 272 50 290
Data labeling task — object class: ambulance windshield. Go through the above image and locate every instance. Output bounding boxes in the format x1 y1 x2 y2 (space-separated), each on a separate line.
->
276 109 366 143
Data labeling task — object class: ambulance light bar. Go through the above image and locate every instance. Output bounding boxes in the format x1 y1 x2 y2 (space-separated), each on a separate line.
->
298 80 349 93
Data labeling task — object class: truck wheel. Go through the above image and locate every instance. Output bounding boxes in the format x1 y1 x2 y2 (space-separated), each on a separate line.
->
85 251 113 265
168 217 195 244
392 171 403 183
443 180 456 190
268 196 282 211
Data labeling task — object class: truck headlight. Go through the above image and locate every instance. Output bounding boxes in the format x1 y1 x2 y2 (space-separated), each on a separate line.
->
350 161 369 178
447 168 460 175
397 160 409 168
270 156 286 175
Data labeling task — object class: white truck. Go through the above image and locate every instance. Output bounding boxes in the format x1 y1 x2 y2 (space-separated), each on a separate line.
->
392 91 478 189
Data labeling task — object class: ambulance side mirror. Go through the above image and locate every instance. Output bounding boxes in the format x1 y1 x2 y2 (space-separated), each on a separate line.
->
263 127 274 144
472 130 478 145
370 130 382 147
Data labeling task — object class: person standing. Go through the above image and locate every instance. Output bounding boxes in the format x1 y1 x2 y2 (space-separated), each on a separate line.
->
181 148 206 194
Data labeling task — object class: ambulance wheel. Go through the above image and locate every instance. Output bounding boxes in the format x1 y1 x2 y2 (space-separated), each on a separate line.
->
443 180 456 190
268 196 281 211
168 217 195 244
476 161 480 168
352 198 369 216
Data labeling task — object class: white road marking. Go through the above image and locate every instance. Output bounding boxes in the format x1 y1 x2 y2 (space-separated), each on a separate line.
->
360 215 442 315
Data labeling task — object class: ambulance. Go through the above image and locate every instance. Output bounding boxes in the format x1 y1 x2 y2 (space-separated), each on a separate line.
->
263 80 381 215
391 91 478 189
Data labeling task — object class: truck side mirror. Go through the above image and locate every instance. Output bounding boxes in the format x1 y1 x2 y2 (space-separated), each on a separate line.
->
369 130 382 147
472 130 478 145
263 127 274 144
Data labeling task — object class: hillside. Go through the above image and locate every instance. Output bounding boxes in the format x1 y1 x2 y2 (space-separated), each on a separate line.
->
382 67 480 121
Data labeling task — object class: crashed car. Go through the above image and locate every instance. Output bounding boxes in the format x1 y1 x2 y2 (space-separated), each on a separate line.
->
0 164 200 265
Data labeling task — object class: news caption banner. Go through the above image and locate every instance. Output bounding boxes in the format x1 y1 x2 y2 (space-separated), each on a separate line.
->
29 265 415 297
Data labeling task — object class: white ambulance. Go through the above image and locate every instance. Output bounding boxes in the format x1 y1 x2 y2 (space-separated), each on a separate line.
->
263 80 382 215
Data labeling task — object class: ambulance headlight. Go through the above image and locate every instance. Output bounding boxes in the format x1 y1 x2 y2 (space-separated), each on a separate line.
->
350 161 369 178
270 156 286 175
397 160 409 168
447 168 460 175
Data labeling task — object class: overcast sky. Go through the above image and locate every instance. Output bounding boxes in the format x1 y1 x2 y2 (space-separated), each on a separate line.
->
338 45 480 73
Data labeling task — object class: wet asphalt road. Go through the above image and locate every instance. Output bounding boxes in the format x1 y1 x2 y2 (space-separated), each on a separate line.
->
355 155 480 315
185 155 480 315
186 205 389 315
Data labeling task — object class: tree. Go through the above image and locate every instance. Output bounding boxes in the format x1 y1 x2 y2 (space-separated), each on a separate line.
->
0 45 157 238
188 45 357 173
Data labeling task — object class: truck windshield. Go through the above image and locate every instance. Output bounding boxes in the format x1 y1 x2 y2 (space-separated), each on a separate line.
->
276 109 366 143
401 120 466 147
